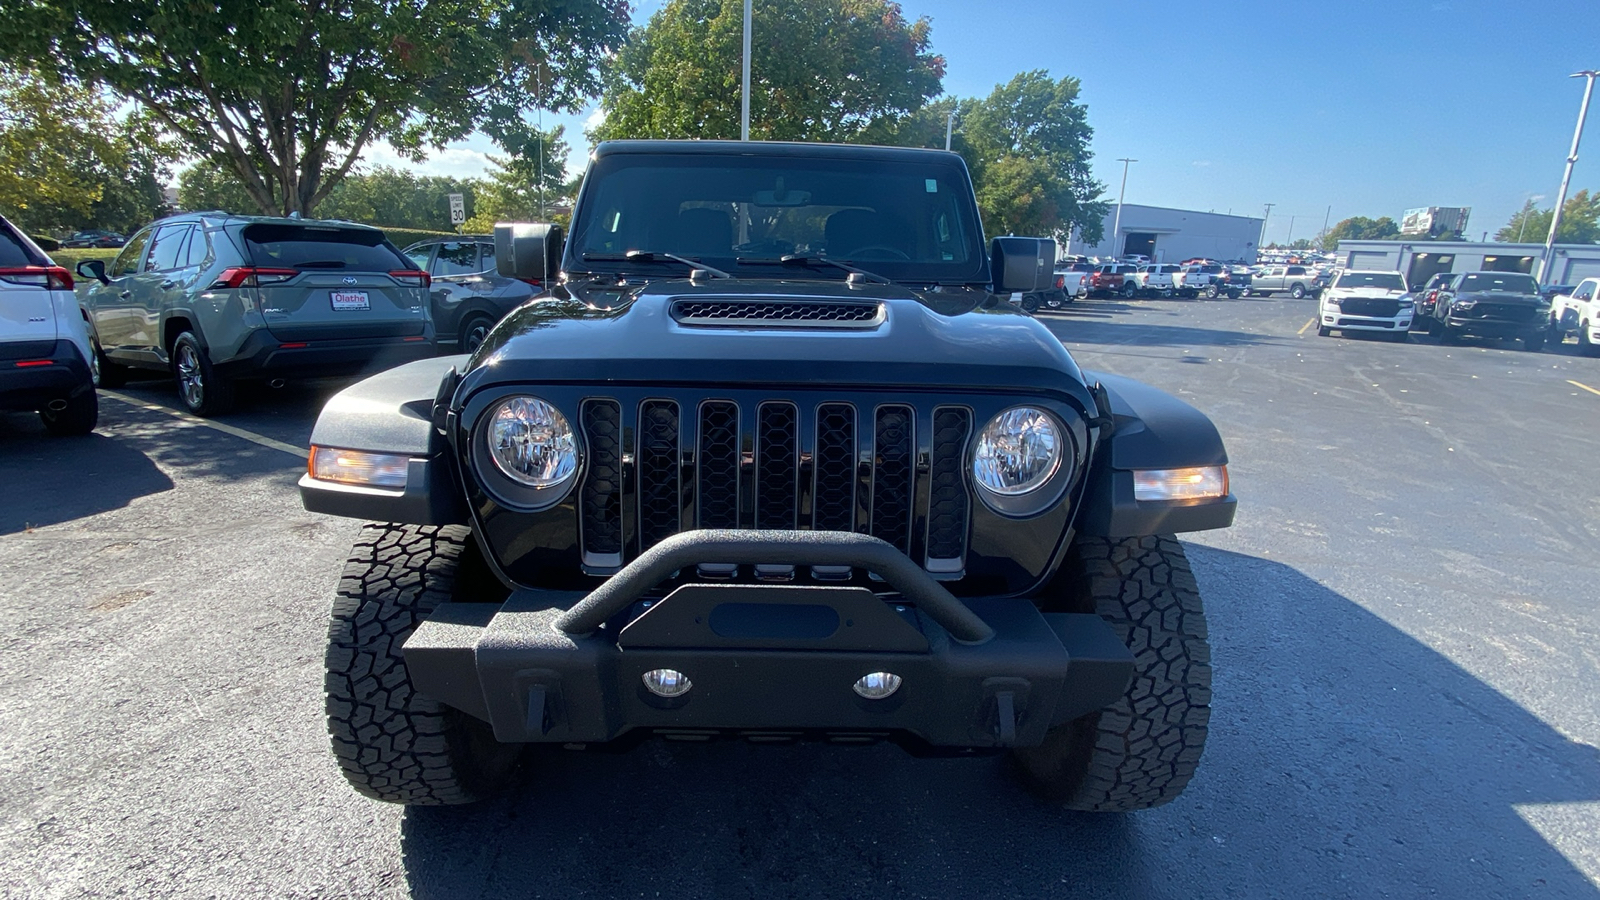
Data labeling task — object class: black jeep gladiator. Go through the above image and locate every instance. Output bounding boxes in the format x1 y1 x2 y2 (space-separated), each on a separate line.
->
300 141 1236 812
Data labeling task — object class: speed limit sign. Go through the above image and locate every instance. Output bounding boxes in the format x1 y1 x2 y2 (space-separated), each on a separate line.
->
448 193 465 226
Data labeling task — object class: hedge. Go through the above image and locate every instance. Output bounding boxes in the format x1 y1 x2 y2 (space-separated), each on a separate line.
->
50 247 121 269
375 226 464 249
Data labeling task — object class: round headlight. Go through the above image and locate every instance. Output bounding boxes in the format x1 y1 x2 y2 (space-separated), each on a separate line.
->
485 396 577 488
973 407 1062 496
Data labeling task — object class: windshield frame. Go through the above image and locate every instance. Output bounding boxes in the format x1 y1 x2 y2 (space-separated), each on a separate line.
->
563 147 992 285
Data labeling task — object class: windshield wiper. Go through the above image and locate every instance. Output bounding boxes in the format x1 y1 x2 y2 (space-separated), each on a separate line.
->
581 251 731 279
293 260 348 269
737 254 891 284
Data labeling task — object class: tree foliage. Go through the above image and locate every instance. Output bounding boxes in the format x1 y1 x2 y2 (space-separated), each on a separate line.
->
178 160 481 231
463 124 576 231
1318 216 1401 251
0 66 177 235
0 0 628 217
1495 193 1600 244
595 0 944 143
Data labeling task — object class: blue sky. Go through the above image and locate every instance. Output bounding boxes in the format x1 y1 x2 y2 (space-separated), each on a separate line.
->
371 0 1598 243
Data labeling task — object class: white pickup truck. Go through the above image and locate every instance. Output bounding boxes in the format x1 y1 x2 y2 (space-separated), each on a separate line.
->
1127 263 1182 298
1548 277 1600 355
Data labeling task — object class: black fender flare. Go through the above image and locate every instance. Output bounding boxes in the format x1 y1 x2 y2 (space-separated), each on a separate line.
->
298 355 470 525
1077 371 1235 536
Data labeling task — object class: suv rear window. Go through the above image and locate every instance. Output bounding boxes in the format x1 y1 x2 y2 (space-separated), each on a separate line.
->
0 222 38 267
241 224 408 272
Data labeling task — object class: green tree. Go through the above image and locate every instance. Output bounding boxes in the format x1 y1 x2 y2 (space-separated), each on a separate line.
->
464 124 575 231
0 66 176 235
1318 216 1401 251
594 0 944 143
1495 192 1600 244
179 160 484 231
939 72 1107 243
1 0 628 217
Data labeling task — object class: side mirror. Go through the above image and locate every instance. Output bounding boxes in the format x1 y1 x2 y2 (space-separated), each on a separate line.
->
494 222 563 282
76 259 109 284
991 236 1056 293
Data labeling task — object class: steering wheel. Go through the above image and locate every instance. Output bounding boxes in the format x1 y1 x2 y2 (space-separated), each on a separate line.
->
841 245 911 261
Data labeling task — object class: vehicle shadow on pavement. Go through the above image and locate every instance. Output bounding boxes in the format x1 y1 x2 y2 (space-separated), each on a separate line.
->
1042 316 1279 349
0 426 172 533
398 546 1600 900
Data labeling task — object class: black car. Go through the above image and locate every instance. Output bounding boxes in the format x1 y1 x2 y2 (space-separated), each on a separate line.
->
1430 271 1549 350
402 236 542 353
299 140 1236 813
59 230 126 249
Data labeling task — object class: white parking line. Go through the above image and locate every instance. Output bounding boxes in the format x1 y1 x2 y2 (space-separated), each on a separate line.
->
100 390 310 459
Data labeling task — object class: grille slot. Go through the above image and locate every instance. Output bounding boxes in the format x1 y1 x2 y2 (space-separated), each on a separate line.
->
1338 298 1400 317
813 404 857 532
926 407 972 570
696 401 740 528
755 402 800 529
870 405 916 555
637 400 681 551
671 299 884 327
579 399 623 566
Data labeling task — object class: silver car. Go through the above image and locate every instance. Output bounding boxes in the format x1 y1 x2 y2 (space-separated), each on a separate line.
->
76 214 435 416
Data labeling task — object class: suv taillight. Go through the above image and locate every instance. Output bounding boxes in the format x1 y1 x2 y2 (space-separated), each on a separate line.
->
210 267 298 289
0 265 73 290
389 269 431 288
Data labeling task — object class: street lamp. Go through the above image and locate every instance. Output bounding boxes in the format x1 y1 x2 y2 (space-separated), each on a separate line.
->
1541 70 1598 281
740 0 752 141
1259 203 1275 256
1111 158 1136 258
945 110 957 151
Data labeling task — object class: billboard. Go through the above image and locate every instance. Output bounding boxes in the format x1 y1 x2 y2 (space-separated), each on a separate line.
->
1401 206 1471 236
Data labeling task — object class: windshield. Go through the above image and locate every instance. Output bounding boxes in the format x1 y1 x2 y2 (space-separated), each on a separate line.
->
241 223 410 271
1334 272 1405 291
568 152 986 282
1458 273 1538 294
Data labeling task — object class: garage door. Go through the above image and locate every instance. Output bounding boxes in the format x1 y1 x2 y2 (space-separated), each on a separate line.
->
1346 251 1391 270
1560 259 1600 283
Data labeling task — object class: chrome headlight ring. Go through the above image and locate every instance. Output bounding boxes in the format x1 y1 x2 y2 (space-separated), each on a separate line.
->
471 394 582 511
970 405 1078 518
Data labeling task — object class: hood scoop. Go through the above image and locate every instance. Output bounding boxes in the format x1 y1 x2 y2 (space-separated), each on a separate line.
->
669 297 886 328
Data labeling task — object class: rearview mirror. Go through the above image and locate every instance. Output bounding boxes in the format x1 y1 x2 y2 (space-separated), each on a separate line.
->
494 222 563 282
76 259 109 284
991 236 1056 293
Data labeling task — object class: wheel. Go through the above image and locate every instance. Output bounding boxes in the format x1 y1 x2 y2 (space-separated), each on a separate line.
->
1204 284 1219 300
325 523 523 805
1439 326 1461 345
1580 322 1599 357
92 336 129 388
1388 330 1409 343
1121 282 1138 299
171 331 234 417
39 389 98 436
459 313 496 354
1012 535 1211 811
1021 293 1040 314
1160 287 1174 299
1289 284 1306 299
1520 331 1545 352
1317 324 1332 337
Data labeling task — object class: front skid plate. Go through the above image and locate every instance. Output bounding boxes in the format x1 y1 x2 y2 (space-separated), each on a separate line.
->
402 587 1133 748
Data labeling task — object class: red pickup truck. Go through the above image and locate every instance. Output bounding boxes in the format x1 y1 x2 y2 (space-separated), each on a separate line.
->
1087 263 1138 298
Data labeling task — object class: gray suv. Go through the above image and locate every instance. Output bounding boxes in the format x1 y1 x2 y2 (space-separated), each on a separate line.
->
401 236 542 353
77 213 435 416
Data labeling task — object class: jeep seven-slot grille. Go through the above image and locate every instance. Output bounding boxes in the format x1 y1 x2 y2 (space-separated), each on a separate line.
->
578 397 971 574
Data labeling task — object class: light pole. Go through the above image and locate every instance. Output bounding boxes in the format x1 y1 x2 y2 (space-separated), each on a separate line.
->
1285 215 1297 248
1259 203 1275 255
740 0 752 141
1111 158 1136 258
1541 70 1598 281
945 110 956 151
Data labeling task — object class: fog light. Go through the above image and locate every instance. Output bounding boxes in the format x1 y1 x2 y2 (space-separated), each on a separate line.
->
642 669 692 697
309 446 409 489
853 672 902 700
1133 465 1228 502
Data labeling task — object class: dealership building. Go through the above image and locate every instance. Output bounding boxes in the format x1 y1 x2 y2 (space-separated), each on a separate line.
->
1335 240 1600 287
1065 204 1265 263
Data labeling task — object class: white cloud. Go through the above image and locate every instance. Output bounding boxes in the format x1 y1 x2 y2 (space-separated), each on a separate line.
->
584 106 607 133
358 141 495 179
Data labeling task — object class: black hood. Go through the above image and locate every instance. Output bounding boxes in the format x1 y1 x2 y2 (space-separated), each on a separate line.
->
1457 290 1544 305
457 277 1091 403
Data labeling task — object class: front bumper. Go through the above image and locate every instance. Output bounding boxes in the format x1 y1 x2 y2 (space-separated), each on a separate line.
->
0 340 94 412
403 530 1135 749
1322 311 1413 331
1444 315 1544 339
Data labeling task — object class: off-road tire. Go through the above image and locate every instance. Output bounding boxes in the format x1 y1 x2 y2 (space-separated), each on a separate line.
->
1012 535 1211 812
40 389 98 436
325 523 522 805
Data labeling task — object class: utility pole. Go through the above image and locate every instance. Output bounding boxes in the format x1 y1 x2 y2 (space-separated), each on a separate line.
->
740 0 752 141
1286 215 1297 247
1111 158 1137 257
1542 70 1598 281
1260 203 1275 252
1321 205 1331 244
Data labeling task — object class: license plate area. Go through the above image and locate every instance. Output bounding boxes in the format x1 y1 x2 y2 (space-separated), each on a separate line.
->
617 584 929 652
330 290 370 311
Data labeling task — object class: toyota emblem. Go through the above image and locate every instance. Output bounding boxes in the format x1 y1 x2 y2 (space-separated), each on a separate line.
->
342 276 358 285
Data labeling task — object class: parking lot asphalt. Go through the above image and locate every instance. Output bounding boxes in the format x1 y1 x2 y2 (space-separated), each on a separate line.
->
1 296 1598 899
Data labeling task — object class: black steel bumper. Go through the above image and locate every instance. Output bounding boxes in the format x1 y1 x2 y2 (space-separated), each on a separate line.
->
215 329 437 379
403 530 1135 749
0 341 93 412
1444 316 1544 339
